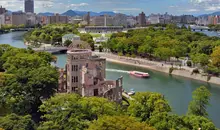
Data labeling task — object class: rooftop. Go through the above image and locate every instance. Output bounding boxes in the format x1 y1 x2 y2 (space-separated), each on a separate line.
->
62 34 80 38
67 49 92 54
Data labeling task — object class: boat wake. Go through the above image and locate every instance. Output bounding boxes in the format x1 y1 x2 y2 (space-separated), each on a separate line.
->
106 69 129 74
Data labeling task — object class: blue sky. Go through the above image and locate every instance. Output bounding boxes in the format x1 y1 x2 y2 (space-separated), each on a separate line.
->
0 0 220 15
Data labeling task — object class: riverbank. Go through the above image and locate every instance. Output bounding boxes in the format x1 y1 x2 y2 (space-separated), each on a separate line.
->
25 41 53 48
95 52 220 86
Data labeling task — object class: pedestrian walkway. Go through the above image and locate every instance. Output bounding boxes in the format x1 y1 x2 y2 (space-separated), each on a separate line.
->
94 52 194 72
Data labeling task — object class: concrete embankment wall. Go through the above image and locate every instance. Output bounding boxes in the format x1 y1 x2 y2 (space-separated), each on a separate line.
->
172 70 220 85
95 52 220 86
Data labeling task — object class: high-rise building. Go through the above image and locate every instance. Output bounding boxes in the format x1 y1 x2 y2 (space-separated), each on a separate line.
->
86 12 90 25
138 12 146 26
0 6 6 14
25 0 34 13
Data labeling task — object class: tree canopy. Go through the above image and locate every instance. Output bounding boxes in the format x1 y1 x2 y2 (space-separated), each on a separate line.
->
188 86 211 117
24 24 79 45
107 24 220 75
0 45 58 122
0 114 36 130
88 115 155 130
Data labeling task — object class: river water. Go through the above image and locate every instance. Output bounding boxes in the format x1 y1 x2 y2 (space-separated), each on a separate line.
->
1 31 220 127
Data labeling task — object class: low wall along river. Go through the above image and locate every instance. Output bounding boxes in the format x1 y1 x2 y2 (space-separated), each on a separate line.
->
1 32 220 127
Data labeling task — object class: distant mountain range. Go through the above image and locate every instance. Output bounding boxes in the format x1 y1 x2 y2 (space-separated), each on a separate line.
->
38 10 117 16
199 11 220 17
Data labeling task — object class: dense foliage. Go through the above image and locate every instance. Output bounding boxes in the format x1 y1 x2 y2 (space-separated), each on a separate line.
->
107 24 220 75
24 24 95 50
0 44 58 122
188 86 211 117
0 45 217 129
24 24 79 44
0 114 36 130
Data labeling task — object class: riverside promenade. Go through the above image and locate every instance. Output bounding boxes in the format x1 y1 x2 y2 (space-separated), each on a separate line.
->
94 52 220 85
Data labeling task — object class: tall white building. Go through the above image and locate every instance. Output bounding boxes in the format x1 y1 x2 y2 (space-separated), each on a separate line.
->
127 16 137 27
148 14 160 24
26 13 37 26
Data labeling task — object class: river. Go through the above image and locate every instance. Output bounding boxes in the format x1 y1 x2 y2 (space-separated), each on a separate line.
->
1 31 220 127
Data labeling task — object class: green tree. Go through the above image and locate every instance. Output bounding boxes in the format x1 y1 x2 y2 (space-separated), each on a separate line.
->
183 115 217 130
154 47 172 61
38 94 120 130
191 53 210 67
1 66 58 116
88 115 155 130
0 114 36 130
211 46 220 68
38 94 87 130
149 112 187 130
188 86 211 117
80 97 119 120
128 92 171 121
64 40 72 47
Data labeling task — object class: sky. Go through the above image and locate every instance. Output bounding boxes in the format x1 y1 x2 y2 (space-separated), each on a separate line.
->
0 0 220 15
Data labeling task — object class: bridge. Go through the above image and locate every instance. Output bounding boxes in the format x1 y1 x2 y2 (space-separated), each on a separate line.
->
190 25 211 31
10 28 33 32
33 47 68 54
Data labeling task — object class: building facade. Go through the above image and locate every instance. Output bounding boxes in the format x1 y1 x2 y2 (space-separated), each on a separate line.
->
148 14 160 24
127 16 137 27
62 34 80 45
48 14 68 24
0 14 5 28
83 12 90 25
12 12 26 26
4 13 12 25
25 0 34 13
113 13 127 26
138 12 146 26
58 49 123 102
91 15 114 26
26 13 37 26
0 6 6 15
85 26 123 33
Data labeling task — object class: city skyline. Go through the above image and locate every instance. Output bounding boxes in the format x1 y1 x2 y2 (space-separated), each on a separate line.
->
0 0 220 15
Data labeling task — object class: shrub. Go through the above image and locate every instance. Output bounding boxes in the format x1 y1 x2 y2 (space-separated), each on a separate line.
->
186 61 192 67
126 54 130 57
131 54 136 58
118 52 123 56
191 68 200 75
169 67 174 74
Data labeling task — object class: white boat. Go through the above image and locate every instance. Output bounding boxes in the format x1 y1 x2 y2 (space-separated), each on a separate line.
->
128 89 135 96
129 71 150 78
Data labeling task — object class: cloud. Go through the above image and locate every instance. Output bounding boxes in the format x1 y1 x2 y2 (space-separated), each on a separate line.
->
187 9 200 12
190 0 220 11
113 8 141 11
68 3 89 7
169 5 179 8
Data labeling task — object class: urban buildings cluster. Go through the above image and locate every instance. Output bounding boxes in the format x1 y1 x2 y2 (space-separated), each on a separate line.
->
0 0 204 29
1 0 219 28
196 15 220 26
